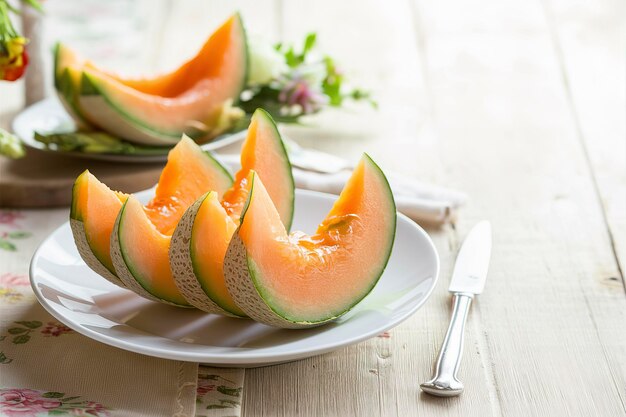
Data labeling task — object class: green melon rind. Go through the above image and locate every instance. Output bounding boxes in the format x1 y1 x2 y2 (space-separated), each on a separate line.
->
223 155 397 328
70 218 125 288
78 73 182 146
69 174 124 287
110 198 190 307
201 150 234 186
76 15 248 146
252 108 295 231
109 144 233 307
169 192 246 317
53 43 92 129
236 12 250 93
224 229 313 328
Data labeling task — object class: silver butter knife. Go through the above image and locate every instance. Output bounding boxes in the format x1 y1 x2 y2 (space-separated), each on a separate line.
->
420 221 492 397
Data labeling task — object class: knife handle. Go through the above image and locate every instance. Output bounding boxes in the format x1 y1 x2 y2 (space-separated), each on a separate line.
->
420 292 473 397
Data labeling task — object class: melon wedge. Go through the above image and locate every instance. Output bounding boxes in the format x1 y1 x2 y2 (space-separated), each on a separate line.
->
70 171 128 287
56 14 248 145
170 109 294 316
223 154 396 328
108 136 233 306
54 44 92 129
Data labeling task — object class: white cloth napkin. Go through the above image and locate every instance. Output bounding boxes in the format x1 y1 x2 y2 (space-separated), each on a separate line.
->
292 168 466 225
217 152 466 226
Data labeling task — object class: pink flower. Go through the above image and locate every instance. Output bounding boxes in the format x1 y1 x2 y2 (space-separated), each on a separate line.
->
0 273 30 287
196 383 216 397
70 401 110 417
41 322 73 337
0 212 24 228
278 78 328 114
0 388 61 416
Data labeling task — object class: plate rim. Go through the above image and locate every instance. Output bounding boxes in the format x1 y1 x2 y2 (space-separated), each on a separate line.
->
29 188 440 364
13 97 247 163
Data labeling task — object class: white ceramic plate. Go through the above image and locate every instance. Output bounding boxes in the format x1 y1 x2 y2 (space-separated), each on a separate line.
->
13 98 247 163
30 189 439 367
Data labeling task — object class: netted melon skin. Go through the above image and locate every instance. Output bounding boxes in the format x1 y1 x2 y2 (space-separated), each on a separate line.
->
70 218 125 288
223 231 330 329
169 195 244 317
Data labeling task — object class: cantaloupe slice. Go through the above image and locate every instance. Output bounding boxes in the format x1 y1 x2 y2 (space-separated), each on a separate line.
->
70 171 127 287
108 136 233 306
54 44 92 129
223 155 396 328
55 14 248 145
170 109 294 316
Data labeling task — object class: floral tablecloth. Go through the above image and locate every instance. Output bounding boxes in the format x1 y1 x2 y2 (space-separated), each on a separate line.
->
0 208 244 417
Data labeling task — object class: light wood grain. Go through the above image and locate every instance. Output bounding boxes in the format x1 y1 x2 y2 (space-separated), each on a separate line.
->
415 0 626 415
243 1 494 416
239 0 626 416
1 0 624 415
545 0 626 283
544 0 626 404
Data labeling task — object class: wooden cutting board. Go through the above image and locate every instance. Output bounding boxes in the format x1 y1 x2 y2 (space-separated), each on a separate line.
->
0 107 165 208
0 107 244 209
0 148 164 208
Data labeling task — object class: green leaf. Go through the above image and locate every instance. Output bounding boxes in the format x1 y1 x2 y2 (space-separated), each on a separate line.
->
23 0 45 14
0 128 25 159
0 351 12 364
0 240 17 251
217 386 242 397
303 33 317 55
206 399 239 410
60 396 81 402
34 131 170 156
47 410 67 415
12 334 30 344
8 327 27 334
7 231 31 239
42 392 65 398
15 320 42 329
284 47 299 67
5 2 20 14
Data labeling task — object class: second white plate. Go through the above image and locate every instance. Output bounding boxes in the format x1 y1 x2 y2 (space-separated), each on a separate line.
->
13 98 247 163
30 189 439 367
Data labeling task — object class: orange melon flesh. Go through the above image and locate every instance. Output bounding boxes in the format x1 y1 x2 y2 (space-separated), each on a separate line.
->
54 44 92 128
71 171 127 274
109 15 242 98
118 196 185 303
59 13 246 99
190 175 252 316
239 155 396 322
77 14 247 143
181 109 293 315
114 136 232 305
222 111 294 228
145 138 232 235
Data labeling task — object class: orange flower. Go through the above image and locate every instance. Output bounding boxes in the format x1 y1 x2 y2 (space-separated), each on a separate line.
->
0 37 28 81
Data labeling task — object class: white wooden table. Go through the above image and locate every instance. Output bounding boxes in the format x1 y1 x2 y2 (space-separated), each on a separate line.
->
1 0 624 415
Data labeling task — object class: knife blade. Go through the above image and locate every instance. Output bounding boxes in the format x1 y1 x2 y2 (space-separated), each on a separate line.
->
420 221 492 397
448 220 491 294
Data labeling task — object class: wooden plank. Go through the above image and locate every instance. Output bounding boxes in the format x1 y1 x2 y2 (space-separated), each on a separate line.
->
243 0 626 415
414 0 626 415
543 0 626 285
543 0 626 404
242 1 495 416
